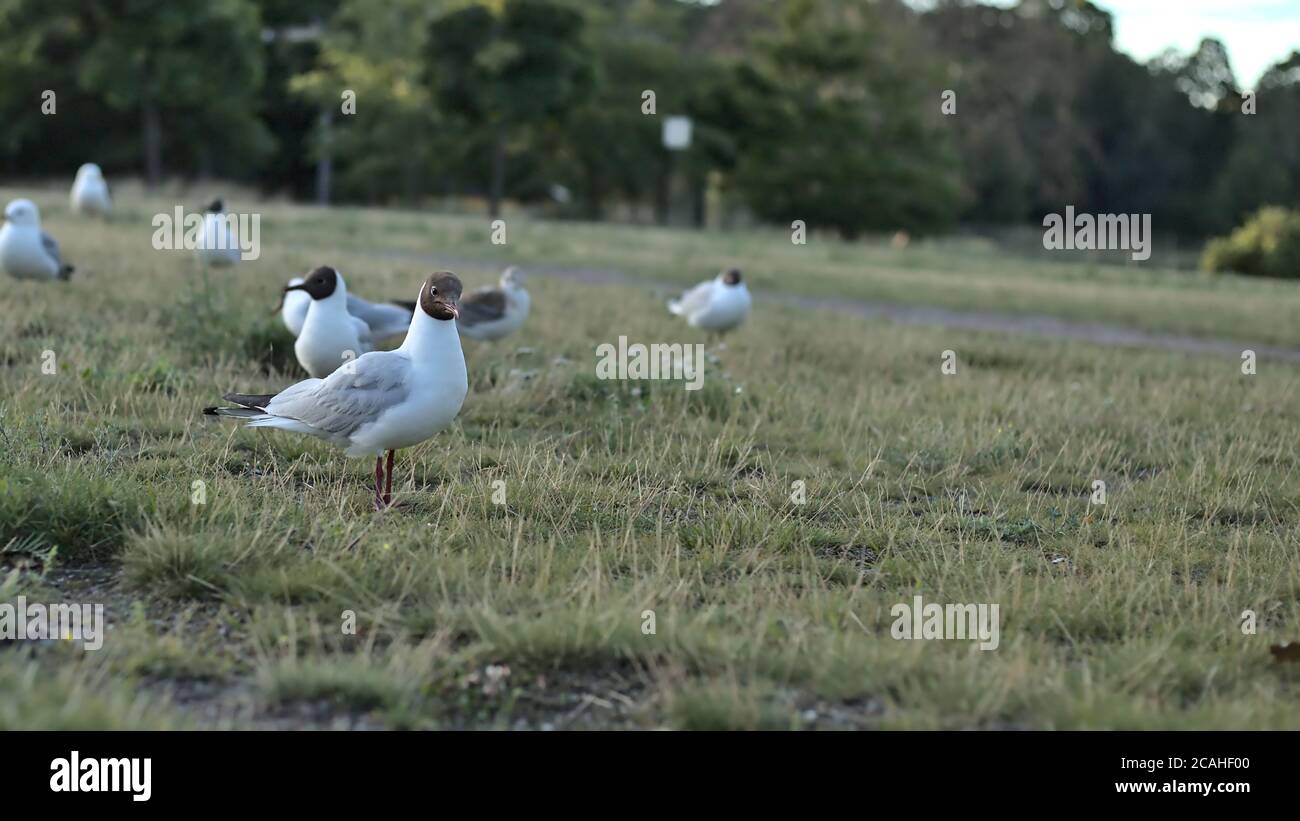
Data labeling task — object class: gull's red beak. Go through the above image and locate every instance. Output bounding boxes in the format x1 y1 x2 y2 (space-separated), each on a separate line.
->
435 298 458 320
271 284 295 315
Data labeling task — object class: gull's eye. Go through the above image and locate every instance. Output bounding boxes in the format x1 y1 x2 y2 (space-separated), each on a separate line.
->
430 287 438 295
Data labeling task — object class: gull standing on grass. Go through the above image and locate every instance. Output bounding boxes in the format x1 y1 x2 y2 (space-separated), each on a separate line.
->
205 272 468 511
278 275 414 343
668 268 750 335
284 266 374 377
0 199 74 281
70 163 112 217
456 266 531 342
196 198 241 267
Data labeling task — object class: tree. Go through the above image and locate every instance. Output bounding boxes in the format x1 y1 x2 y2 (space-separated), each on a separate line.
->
426 0 595 217
292 0 447 203
257 0 341 198
921 1 1246 237
0 0 132 175
543 0 736 222
728 0 960 238
76 0 270 187
924 0 1111 223
1209 52 1300 225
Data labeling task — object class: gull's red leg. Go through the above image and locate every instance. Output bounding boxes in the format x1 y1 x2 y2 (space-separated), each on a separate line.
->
374 454 384 511
384 450 395 506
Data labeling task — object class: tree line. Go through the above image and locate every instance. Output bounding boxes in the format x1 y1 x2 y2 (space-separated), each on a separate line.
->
1 0 1296 240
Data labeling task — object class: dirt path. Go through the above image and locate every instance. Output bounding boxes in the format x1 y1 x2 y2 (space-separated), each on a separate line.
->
331 246 1300 364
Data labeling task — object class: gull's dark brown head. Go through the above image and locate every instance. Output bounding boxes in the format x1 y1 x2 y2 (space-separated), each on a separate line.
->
205 198 224 213
419 272 462 321
722 268 743 286
286 266 339 300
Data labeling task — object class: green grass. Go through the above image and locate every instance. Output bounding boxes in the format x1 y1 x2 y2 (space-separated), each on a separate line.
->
1 184 1299 729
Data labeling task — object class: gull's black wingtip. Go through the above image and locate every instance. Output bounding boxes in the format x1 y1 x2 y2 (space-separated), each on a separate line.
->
222 392 276 408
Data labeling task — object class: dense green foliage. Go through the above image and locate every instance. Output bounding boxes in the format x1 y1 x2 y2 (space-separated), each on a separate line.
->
1202 207 1300 278
0 0 1297 238
427 0 596 216
725 0 959 237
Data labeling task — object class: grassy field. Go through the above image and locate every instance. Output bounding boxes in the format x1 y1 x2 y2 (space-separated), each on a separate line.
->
2 185 1299 729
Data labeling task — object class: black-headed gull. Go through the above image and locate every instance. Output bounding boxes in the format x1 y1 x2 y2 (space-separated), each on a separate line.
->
71 164 112 217
0 199 74 281
196 198 241 267
205 272 467 510
457 267 530 341
278 275 413 343
283 266 373 377
668 268 750 333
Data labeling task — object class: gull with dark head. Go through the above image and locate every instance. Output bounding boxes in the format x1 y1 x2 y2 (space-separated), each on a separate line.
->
71 164 112 217
278 275 414 343
196 198 241 267
283 266 373 378
457 266 530 342
205 272 468 510
668 268 751 335
0 199 75 281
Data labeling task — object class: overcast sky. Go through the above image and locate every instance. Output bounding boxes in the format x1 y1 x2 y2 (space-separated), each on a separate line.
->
932 0 1299 89
1094 0 1298 89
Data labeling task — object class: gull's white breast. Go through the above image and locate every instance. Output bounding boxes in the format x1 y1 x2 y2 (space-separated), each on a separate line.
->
0 225 58 280
296 301 369 378
689 284 750 331
71 178 111 216
281 288 311 336
347 348 468 455
197 213 241 266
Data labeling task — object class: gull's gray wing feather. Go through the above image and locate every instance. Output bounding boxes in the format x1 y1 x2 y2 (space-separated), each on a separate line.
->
458 288 507 326
41 231 73 279
41 232 61 267
266 351 411 437
347 294 412 335
669 280 714 316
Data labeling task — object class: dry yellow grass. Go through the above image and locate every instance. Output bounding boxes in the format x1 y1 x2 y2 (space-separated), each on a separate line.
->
2 185 1298 729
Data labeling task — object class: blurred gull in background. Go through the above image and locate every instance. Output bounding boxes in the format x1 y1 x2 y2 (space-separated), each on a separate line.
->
456 266 531 342
668 268 750 335
70 163 112 217
0 199 74 281
196 198 241 267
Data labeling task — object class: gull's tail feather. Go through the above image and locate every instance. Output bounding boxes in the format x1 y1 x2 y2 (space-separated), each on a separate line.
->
59 264 74 281
203 406 264 419
667 297 683 316
203 392 277 418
